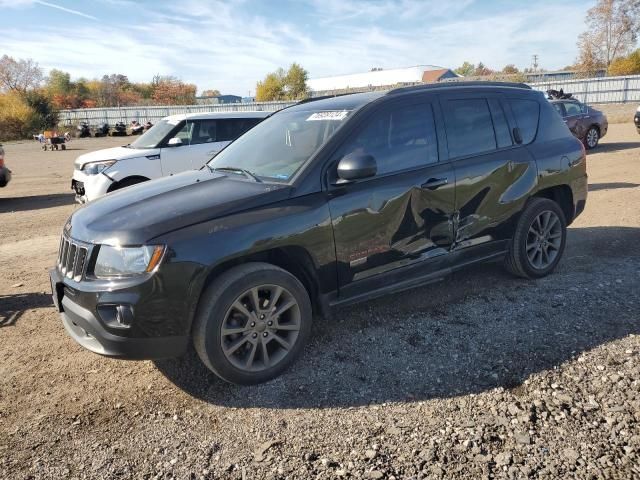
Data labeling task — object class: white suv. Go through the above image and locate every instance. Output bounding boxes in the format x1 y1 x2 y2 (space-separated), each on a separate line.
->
72 111 269 202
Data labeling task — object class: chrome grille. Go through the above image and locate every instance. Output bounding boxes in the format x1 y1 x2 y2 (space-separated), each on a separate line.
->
58 235 90 281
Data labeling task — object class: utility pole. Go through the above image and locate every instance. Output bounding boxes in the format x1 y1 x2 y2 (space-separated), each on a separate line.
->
532 54 539 73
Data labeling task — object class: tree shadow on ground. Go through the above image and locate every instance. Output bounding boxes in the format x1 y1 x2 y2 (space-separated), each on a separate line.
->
0 193 75 213
0 292 53 327
153 226 637 408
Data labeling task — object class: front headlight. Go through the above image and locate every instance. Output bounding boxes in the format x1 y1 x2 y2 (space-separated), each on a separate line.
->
81 160 116 175
94 245 165 278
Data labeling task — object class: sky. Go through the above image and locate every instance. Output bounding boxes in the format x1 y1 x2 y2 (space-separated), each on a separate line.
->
0 0 595 96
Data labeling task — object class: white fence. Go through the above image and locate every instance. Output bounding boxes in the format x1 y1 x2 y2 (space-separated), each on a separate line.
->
529 75 640 104
58 101 295 127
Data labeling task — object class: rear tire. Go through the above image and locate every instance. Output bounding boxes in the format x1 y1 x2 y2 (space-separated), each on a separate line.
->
504 198 567 279
193 262 312 385
584 126 599 149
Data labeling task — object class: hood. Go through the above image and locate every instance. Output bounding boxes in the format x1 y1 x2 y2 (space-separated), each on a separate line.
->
74 146 158 168
69 169 292 245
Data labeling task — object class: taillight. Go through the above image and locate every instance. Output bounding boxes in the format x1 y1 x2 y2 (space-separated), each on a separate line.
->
0 157 4 168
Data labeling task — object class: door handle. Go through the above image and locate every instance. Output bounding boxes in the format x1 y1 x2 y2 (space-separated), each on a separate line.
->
207 150 219 156
421 177 448 190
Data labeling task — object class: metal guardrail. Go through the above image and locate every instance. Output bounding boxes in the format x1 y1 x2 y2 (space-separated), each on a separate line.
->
58 101 296 127
529 75 640 104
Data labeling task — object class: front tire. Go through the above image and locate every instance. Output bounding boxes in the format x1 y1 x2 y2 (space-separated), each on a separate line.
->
504 198 567 279
584 126 599 149
193 263 312 385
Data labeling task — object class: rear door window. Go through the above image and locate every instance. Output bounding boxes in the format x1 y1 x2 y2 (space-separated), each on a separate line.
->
444 98 497 158
510 99 540 145
217 118 262 142
488 99 513 149
563 102 582 116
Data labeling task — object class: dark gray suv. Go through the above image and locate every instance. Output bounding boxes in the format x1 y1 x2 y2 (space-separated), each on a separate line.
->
551 99 608 149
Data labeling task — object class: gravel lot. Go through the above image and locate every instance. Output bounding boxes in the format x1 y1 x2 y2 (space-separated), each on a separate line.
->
1 125 639 479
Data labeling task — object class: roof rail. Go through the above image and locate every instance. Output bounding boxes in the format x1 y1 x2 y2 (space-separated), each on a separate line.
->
295 92 356 105
387 81 532 95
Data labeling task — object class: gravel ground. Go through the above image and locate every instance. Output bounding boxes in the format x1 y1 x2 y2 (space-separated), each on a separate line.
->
0 125 639 479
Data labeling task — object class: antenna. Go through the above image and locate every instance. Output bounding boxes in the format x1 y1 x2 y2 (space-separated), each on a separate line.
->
532 54 539 73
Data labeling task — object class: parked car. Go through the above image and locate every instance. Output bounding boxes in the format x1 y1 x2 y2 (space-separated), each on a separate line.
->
71 111 269 202
51 82 587 385
0 144 11 187
550 99 607 149
634 105 640 134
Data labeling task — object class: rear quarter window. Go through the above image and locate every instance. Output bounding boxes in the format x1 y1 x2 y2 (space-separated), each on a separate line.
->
509 99 540 144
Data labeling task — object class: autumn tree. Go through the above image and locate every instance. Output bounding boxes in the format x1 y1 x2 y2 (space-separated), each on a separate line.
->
256 70 285 101
255 63 309 101
284 63 309 100
474 62 493 76
577 0 640 70
454 61 475 76
201 89 221 97
502 64 520 74
151 76 197 105
608 48 640 74
0 55 44 94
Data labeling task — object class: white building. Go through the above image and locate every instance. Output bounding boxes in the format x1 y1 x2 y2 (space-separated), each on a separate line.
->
308 65 458 93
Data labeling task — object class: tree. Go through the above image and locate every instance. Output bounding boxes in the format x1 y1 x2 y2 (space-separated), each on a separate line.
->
255 63 309 101
502 64 520 74
0 55 43 94
608 48 640 74
151 76 197 105
474 62 493 76
454 61 475 76
201 89 221 97
577 0 640 68
256 72 285 101
23 91 58 130
284 63 309 100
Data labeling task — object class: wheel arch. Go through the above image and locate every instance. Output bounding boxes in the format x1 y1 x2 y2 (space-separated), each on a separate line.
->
196 246 326 322
533 184 575 225
106 175 150 193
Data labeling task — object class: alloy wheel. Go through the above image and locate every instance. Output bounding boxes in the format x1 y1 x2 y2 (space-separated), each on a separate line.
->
220 284 301 372
586 128 599 148
526 210 562 270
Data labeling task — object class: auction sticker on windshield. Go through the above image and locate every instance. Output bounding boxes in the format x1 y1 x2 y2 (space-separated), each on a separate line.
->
306 111 349 121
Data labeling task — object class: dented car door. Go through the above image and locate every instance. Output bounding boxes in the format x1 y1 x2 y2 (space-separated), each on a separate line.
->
327 96 456 298
441 93 537 251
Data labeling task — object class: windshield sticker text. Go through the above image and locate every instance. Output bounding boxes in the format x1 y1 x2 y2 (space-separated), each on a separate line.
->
306 111 348 121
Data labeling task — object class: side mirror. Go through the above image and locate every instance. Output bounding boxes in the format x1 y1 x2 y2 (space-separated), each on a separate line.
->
336 152 377 183
167 137 183 147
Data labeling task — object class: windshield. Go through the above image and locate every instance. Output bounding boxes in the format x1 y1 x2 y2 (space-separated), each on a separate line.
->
207 109 351 181
129 119 179 149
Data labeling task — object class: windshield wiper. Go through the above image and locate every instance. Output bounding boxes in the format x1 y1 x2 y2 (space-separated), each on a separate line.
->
210 166 262 183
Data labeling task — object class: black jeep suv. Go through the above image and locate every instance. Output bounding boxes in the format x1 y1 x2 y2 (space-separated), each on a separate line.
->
50 82 587 385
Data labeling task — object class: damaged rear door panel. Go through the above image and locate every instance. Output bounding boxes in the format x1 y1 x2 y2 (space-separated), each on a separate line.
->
440 92 538 252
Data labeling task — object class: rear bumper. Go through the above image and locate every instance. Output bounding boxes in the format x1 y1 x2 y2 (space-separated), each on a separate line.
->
0 167 11 187
50 268 189 360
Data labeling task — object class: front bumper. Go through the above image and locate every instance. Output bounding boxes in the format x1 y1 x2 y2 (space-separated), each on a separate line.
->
72 170 113 203
50 267 189 359
0 166 11 187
